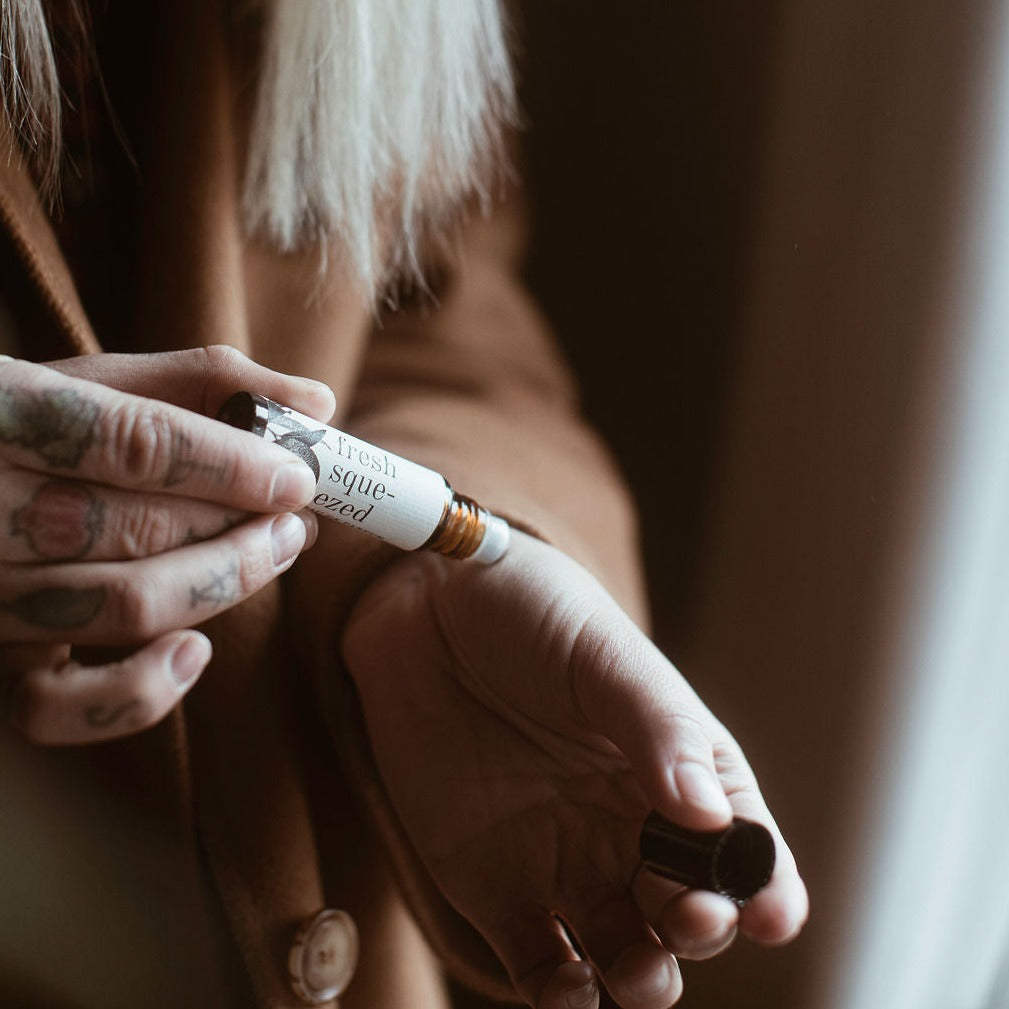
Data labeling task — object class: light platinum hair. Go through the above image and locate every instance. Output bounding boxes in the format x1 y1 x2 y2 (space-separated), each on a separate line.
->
0 0 62 198
0 0 515 294
244 0 515 293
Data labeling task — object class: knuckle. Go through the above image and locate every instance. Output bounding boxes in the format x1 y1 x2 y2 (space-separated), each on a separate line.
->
201 344 246 373
668 710 709 736
118 503 179 558
107 404 176 486
111 573 161 639
665 710 713 751
198 345 248 405
235 544 268 598
718 763 758 801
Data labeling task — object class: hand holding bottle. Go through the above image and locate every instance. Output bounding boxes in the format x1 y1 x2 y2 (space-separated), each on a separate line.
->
0 348 333 744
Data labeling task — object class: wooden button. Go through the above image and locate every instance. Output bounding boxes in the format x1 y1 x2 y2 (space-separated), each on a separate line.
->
288 909 359 1005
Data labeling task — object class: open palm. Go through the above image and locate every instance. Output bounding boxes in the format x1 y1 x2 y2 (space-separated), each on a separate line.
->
341 531 807 1009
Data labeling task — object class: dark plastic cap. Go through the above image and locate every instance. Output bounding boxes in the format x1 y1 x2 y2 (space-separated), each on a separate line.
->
639 812 776 902
217 391 270 437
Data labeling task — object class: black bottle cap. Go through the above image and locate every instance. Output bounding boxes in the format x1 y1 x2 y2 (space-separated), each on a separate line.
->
639 812 776 902
217 391 270 437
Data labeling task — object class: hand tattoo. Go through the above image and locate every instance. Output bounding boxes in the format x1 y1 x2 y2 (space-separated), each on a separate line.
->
0 586 106 629
84 699 141 729
0 386 100 468
164 431 228 488
11 481 105 560
189 562 240 608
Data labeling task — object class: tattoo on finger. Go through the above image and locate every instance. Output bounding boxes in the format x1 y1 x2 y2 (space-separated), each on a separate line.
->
0 386 100 468
164 431 228 488
11 480 106 560
0 586 106 629
189 562 240 608
84 698 142 730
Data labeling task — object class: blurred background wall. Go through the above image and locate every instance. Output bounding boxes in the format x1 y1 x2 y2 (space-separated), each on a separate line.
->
520 0 778 649
516 2 1003 1008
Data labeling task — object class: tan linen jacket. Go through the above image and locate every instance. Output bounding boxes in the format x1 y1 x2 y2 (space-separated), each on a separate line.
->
0 3 647 1007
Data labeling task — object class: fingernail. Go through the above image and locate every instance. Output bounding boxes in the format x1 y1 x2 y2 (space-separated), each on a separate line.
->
707 922 737 951
679 922 737 959
271 461 316 508
299 510 319 550
171 634 211 688
272 513 307 565
607 946 682 1007
674 761 733 818
626 955 673 999
304 379 336 414
566 981 598 1008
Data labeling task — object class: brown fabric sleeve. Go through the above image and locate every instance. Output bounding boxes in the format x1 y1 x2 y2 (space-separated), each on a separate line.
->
347 188 648 619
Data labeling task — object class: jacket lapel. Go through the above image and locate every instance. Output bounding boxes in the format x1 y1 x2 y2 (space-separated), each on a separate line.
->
0 124 100 356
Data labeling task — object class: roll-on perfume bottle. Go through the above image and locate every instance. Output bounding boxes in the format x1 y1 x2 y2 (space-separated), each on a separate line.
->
218 392 510 563
639 812 776 902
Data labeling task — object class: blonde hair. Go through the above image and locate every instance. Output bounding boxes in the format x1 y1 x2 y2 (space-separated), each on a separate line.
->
0 0 62 199
0 0 515 294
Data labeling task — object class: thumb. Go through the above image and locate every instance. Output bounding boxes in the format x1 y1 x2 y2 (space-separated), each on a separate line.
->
570 609 733 831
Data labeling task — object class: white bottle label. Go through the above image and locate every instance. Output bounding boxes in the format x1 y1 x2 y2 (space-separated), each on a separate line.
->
260 401 450 550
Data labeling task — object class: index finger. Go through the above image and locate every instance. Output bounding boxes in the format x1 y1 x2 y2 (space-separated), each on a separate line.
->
44 346 336 423
0 358 316 511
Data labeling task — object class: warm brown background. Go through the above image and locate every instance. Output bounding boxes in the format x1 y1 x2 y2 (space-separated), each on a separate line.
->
493 2 990 1008
520 1 776 648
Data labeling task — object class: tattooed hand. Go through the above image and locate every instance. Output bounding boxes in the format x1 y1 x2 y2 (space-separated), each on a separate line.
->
0 348 335 745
